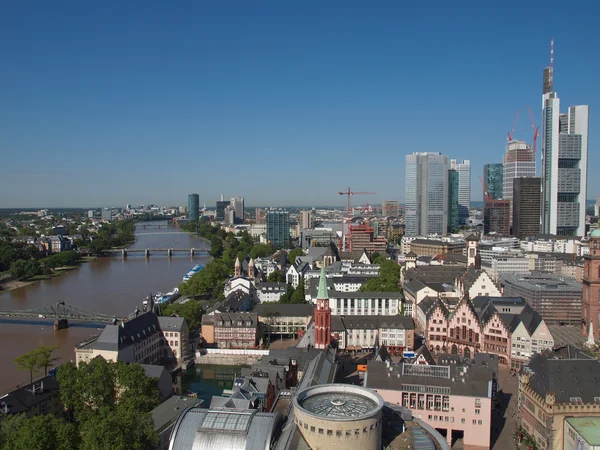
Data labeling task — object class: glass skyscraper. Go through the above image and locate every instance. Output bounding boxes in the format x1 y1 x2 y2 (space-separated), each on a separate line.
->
405 152 448 237
483 163 503 200
448 169 459 233
266 210 290 248
188 193 199 222
450 159 471 226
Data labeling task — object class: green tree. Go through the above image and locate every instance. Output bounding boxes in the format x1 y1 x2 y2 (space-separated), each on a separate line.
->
280 284 295 303
9 259 42 280
162 301 203 329
13 349 40 383
249 243 275 259
267 270 285 283
359 259 401 292
287 248 304 262
291 281 306 303
179 259 230 298
210 235 224 258
34 346 59 376
0 414 80 450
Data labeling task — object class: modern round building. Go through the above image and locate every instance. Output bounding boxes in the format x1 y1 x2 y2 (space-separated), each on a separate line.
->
292 384 384 450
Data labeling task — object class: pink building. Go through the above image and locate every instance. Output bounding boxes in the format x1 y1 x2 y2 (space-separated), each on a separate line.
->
446 297 483 358
366 359 495 450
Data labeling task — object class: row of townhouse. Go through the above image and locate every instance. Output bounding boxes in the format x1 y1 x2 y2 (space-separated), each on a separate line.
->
331 315 415 353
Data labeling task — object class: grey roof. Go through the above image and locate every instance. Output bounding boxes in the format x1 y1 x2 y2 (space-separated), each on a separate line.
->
158 316 187 333
209 396 253 409
471 296 543 334
413 345 436 365
259 282 287 291
0 376 59 415
366 360 494 398
168 408 282 450
297 349 337 390
417 296 437 315
210 313 258 328
140 364 169 380
79 312 161 352
151 395 202 433
404 265 466 285
500 271 583 293
524 346 600 404
331 315 345 332
251 303 314 317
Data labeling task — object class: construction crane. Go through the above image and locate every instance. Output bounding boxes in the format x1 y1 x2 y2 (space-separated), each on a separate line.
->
338 187 375 251
479 176 492 202
527 105 540 164
507 109 520 142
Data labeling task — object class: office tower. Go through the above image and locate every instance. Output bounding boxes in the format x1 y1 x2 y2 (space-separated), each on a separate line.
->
541 41 589 236
450 159 471 225
447 169 459 232
299 210 312 230
483 164 504 200
484 200 511 235
266 210 290 248
87 210 95 219
255 208 264 224
381 200 399 217
188 194 200 222
230 196 245 223
595 198 600 217
405 152 448 236
224 207 235 225
101 208 113 222
216 200 229 221
513 177 542 239
503 141 535 207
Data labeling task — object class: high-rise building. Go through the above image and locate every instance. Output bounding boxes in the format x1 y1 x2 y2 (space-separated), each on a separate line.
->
483 164 504 200
216 200 229 221
255 208 264 224
450 159 471 225
87 210 95 219
101 208 113 222
299 210 312 230
230 196 245 223
595 198 600 217
381 200 399 217
541 42 589 236
513 177 541 239
447 169 459 233
188 194 199 222
503 141 535 209
484 200 511 235
266 210 290 248
404 152 448 237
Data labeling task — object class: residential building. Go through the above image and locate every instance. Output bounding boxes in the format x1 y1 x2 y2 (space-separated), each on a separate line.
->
541 50 589 236
448 168 459 232
0 376 61 418
101 207 113 222
501 271 582 325
158 316 190 364
230 196 245 223
257 282 287 303
188 193 199 223
201 313 258 349
366 358 496 450
519 345 600 450
512 177 541 239
503 140 535 225
252 303 313 337
483 163 503 200
381 200 399 217
405 152 449 236
581 229 600 339
484 199 511 235
215 200 229 221
248 223 267 238
267 210 290 248
140 364 175 402
152 395 203 450
286 261 309 288
334 315 414 353
299 210 312 230
451 159 471 226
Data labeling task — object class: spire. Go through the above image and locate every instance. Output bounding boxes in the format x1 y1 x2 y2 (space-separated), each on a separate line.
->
235 257 241 267
248 258 254 267
317 266 329 300
587 320 596 348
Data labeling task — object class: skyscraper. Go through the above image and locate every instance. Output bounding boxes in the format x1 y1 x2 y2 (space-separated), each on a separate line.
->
483 164 504 200
541 41 589 236
188 194 200 222
513 177 541 239
405 152 448 236
503 141 535 206
450 159 471 225
299 210 312 230
483 200 511 235
266 210 290 248
381 200 399 217
447 169 459 233
216 200 229 221
230 196 245 223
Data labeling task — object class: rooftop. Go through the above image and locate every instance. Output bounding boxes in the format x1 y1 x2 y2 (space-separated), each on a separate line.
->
294 384 384 420
565 417 600 445
151 395 203 433
500 271 582 292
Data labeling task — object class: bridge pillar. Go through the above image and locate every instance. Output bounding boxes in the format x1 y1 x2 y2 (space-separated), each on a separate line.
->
121 248 127 258
145 248 150 257
54 319 68 331
167 248 172 258
190 248 195 258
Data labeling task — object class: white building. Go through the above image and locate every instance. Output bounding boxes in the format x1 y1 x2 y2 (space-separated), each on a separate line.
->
451 159 471 226
230 196 245 222
257 282 288 303
503 140 535 209
299 210 312 230
490 257 530 281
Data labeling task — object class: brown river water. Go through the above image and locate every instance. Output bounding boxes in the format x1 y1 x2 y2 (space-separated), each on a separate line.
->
0 221 210 392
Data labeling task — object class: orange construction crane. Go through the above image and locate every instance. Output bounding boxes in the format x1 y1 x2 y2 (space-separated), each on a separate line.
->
527 105 540 164
479 176 492 202
507 109 520 142
338 187 375 251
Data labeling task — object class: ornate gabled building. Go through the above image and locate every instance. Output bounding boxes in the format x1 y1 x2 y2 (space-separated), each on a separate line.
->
446 296 483 358
455 266 502 299
418 297 450 353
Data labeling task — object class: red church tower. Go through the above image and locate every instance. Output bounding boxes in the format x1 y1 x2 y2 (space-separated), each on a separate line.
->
582 229 600 340
314 266 331 349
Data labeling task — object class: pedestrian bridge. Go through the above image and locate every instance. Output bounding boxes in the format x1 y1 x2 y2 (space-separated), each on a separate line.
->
106 248 209 257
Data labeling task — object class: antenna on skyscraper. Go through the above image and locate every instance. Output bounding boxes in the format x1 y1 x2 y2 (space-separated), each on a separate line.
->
549 38 554 90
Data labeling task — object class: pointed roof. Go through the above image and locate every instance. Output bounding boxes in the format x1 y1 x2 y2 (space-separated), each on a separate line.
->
248 257 254 267
317 266 329 300
466 234 479 241
234 257 241 267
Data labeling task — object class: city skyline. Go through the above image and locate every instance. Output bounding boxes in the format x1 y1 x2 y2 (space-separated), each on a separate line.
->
1 2 598 208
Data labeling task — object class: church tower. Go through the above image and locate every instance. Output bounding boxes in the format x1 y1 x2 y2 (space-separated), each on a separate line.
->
248 258 255 278
466 234 481 269
234 257 241 277
314 266 331 349
582 229 600 339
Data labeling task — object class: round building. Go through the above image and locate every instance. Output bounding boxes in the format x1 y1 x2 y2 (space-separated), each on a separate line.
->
292 384 384 450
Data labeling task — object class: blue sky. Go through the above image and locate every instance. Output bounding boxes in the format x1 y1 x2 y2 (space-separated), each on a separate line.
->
1 0 598 208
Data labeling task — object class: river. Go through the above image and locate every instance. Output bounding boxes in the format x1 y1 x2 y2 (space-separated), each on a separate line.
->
0 221 210 392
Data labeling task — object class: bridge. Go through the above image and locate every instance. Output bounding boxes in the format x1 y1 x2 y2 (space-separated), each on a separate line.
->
135 223 172 230
0 302 127 331
106 248 209 257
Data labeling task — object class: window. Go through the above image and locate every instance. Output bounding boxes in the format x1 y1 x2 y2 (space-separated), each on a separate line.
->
310 426 315 432
475 398 481 407
473 419 477 425
461 418 465 424
318 428 323 435
478 420 482 425
327 430 332 436
475 409 480 415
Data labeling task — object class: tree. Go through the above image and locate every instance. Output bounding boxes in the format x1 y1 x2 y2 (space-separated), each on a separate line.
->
287 248 304 262
359 259 401 292
13 349 40 383
162 301 203 329
249 243 275 259
179 259 230 298
268 270 285 283
280 284 295 303
0 414 79 450
35 346 59 376
210 235 224 258
291 281 306 303
9 259 42 280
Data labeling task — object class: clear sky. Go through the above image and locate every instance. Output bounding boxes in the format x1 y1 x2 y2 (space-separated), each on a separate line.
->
1 0 598 208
